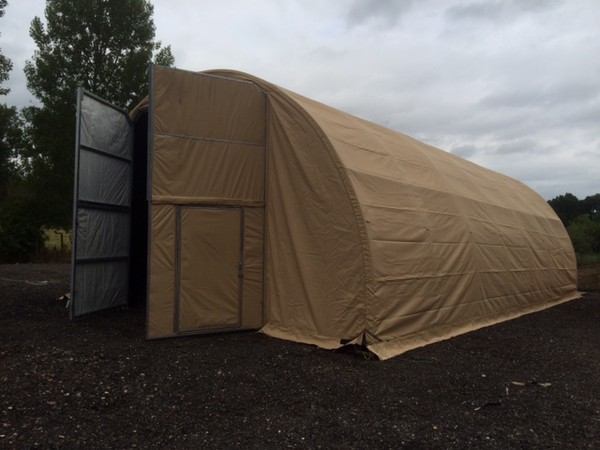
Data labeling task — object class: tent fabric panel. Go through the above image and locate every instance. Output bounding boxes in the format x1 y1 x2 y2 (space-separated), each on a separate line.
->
368 267 576 338
362 204 470 246
370 240 475 283
178 208 241 331
76 208 130 259
78 149 130 206
80 94 132 159
241 207 264 329
346 169 460 216
284 83 577 359
152 134 264 202
333 139 444 193
152 66 265 144
362 204 474 280
72 261 128 317
147 204 176 338
368 276 579 360
260 94 367 344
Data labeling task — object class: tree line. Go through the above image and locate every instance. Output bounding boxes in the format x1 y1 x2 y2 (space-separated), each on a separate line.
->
1 2 597 266
547 193 600 262
0 0 174 262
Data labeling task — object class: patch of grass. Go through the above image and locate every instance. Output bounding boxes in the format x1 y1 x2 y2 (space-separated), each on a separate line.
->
43 227 72 251
35 228 72 263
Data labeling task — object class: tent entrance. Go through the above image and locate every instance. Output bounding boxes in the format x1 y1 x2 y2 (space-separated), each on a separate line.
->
176 207 244 333
146 66 266 339
129 109 149 308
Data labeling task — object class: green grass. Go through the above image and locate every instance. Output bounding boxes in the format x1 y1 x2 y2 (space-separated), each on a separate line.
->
42 228 72 251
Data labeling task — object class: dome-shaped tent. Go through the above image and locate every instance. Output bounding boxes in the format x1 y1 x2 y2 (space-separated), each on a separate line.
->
71 66 578 359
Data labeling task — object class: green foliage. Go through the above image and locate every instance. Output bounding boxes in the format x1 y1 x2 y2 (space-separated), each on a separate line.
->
20 0 174 231
548 193 600 265
0 0 11 96
0 104 19 195
577 253 600 266
580 193 600 217
154 44 175 67
567 215 600 255
0 176 47 263
547 193 580 227
0 0 40 262
24 0 172 110
0 0 16 191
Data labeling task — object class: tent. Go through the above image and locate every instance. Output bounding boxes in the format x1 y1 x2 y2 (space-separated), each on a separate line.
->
71 66 578 360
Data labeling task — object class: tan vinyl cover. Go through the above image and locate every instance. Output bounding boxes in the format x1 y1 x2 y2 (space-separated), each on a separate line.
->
147 67 265 338
146 66 578 359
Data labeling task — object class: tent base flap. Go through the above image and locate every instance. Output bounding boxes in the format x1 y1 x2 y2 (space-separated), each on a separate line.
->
367 291 582 361
259 324 348 350
259 292 580 360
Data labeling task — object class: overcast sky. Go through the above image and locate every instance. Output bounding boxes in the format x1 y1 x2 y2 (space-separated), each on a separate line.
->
2 0 599 200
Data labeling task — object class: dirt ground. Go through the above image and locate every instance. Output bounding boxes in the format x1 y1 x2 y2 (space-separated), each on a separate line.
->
1 264 599 449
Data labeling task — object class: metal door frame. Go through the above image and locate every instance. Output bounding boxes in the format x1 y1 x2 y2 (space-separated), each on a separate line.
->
173 205 245 335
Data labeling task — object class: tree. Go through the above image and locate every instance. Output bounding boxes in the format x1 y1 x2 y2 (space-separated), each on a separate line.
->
25 0 173 111
567 214 600 255
22 0 174 229
581 194 600 218
547 193 580 227
154 44 175 67
0 0 44 262
0 104 20 196
0 0 16 203
0 0 10 96
0 0 14 193
548 192 600 263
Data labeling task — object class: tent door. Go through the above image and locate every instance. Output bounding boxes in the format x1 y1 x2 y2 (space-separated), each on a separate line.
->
70 89 133 318
176 207 243 333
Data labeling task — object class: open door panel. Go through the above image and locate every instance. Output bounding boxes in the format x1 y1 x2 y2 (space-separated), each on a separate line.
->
70 89 133 318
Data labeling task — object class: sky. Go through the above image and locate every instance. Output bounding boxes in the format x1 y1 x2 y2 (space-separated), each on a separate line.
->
2 0 599 200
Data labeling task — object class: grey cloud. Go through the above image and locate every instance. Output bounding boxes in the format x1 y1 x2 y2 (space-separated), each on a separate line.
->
445 0 564 23
346 0 413 28
450 144 478 158
493 138 543 155
445 1 507 21
479 83 600 110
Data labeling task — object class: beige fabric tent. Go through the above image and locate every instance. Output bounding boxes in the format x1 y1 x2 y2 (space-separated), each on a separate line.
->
71 66 578 360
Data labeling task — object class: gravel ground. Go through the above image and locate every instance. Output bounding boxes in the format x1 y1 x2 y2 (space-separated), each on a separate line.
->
0 263 599 449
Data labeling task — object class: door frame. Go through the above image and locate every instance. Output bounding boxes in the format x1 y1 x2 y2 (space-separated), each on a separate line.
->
173 205 245 335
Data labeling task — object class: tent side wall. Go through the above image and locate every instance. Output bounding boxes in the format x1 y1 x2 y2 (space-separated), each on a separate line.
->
288 97 578 359
146 67 266 338
258 90 371 347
